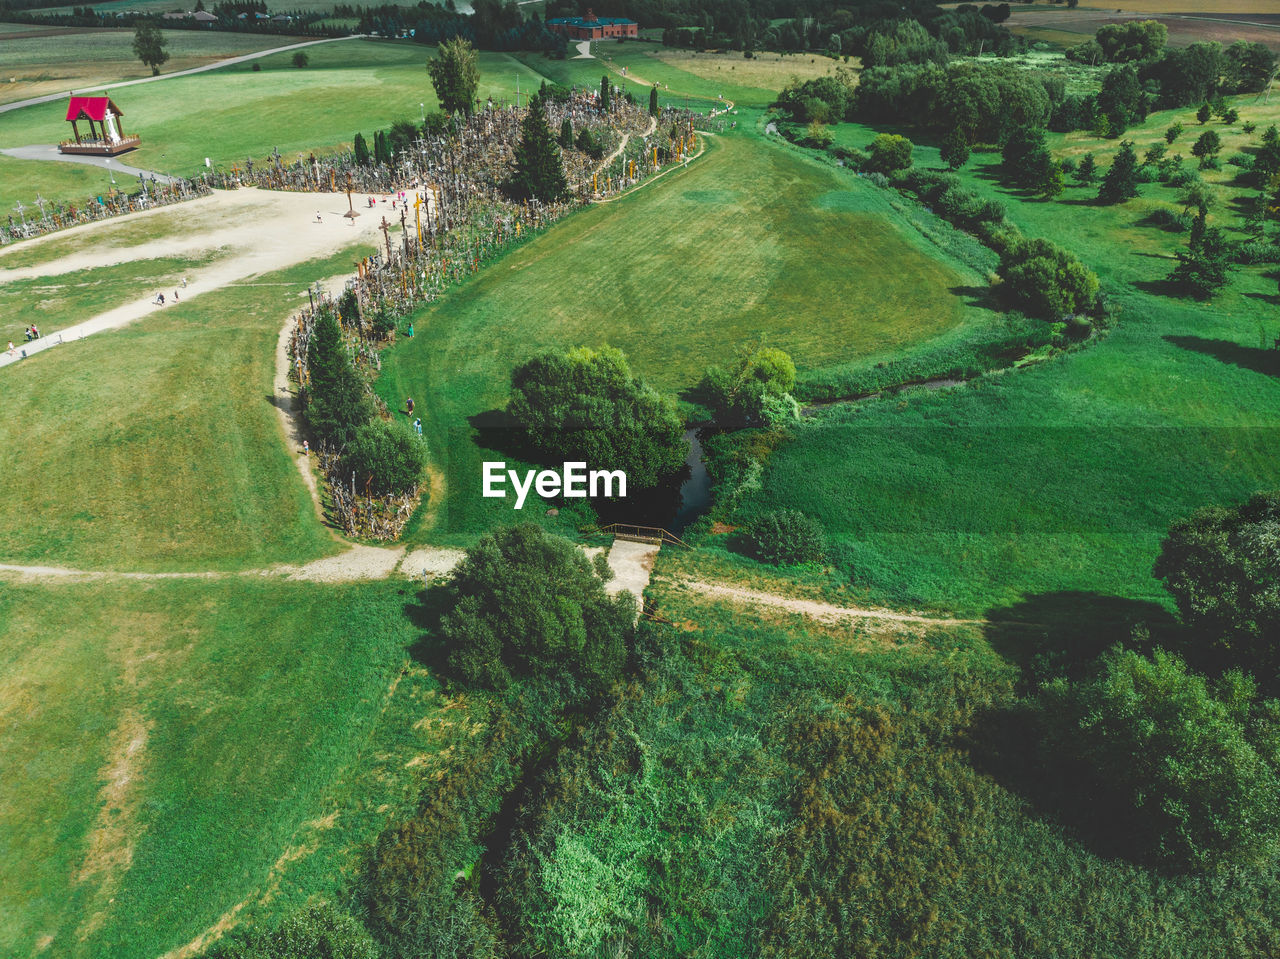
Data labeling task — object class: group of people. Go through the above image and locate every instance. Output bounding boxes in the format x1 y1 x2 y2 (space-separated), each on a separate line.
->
152 278 188 306
23 324 40 341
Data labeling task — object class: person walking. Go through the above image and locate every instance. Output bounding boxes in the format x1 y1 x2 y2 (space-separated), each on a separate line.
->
7 341 15 358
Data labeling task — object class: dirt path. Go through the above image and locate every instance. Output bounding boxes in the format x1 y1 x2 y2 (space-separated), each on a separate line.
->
676 580 983 627
594 115 657 176
0 188 389 369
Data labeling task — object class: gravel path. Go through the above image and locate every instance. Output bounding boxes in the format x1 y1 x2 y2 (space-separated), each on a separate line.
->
0 143 179 183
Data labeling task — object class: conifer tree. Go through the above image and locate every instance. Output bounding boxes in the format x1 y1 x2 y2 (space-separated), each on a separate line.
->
509 97 568 203
353 132 371 166
600 74 611 111
649 84 659 117
559 117 573 149
1074 152 1097 183
1098 140 1140 203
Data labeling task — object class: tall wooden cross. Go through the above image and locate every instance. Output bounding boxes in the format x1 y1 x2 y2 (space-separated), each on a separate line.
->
413 192 424 245
344 171 359 221
12 201 27 229
379 216 392 261
34 194 48 223
400 207 409 257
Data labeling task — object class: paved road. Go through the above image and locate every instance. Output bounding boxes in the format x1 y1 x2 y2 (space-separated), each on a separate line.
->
0 34 367 116
0 143 179 182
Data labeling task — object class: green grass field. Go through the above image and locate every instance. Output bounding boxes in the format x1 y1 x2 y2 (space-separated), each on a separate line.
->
0 575 468 959
726 100 1280 617
0 245 376 572
0 249 230 342
378 131 997 543
0 27 293 103
0 40 548 198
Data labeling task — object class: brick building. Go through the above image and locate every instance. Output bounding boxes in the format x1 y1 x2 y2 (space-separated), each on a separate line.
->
547 9 638 40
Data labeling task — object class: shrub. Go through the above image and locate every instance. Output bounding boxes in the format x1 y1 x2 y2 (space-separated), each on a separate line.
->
208 903 378 959
746 509 826 565
699 347 798 429
291 51 308 68
1155 491 1280 675
508 346 687 490
997 236 1099 319
339 419 426 496
865 133 914 175
442 525 636 694
305 307 373 447
1146 208 1193 232
1037 647 1280 873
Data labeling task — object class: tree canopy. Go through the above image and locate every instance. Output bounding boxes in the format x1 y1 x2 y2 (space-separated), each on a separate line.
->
132 22 169 76
508 95 568 203
507 346 688 490
1038 647 1280 873
442 524 635 695
426 37 480 115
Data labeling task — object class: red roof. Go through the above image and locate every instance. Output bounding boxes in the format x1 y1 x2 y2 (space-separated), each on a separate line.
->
65 97 121 122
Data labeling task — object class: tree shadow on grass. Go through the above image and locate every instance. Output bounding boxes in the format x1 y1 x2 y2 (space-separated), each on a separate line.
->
982 590 1176 688
1131 276 1185 298
948 283 997 310
405 581 455 671
1164 334 1280 378
967 590 1182 869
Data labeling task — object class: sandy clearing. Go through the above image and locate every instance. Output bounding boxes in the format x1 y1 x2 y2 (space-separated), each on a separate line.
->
0 187 390 368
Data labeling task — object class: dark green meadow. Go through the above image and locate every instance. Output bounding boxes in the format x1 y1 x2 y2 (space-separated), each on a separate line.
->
377 130 999 544
721 98 1280 616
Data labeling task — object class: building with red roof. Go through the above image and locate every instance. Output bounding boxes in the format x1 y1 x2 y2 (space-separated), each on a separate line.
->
60 96 140 156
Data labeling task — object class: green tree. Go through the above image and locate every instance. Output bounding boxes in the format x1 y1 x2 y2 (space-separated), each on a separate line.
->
131 22 169 76
600 74 611 111
1098 140 1140 203
940 128 970 170
1197 101 1213 123
1074 152 1097 183
998 236 1099 319
508 96 568 203
649 84 659 117
442 525 636 694
339 419 426 496
559 116 573 149
291 50 308 68
1155 491 1280 673
427 37 480 116
305 308 372 447
1191 128 1222 168
865 133 913 174
699 346 799 429
1166 121 1183 143
1168 213 1232 297
352 132 371 166
1038 647 1280 873
507 346 688 490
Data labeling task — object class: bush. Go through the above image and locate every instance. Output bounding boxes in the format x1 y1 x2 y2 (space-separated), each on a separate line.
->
1155 491 1280 675
699 346 798 429
1037 647 1280 873
305 307 373 447
1146 208 1193 232
997 237 1099 319
442 525 636 694
508 347 688 490
292 51 308 68
865 133 914 174
746 509 826 565
339 419 426 496
209 903 378 959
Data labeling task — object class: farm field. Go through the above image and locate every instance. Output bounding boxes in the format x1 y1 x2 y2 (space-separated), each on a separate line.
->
0 41 546 191
377 130 998 543
1004 5 1280 51
0 575 457 959
727 95 1280 616
0 27 294 103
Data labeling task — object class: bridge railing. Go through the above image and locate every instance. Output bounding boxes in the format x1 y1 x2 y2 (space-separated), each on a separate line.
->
585 523 691 550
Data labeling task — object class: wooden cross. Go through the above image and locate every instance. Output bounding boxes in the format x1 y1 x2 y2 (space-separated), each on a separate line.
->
400 206 408 257
413 192 423 245
380 216 392 260
12 200 26 228
34 194 48 222
344 171 359 220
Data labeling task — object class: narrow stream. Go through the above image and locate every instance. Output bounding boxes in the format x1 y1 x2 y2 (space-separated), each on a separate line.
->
671 429 711 534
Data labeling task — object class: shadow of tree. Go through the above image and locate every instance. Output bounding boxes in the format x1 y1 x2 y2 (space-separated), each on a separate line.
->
1164 334 1280 378
405 582 455 672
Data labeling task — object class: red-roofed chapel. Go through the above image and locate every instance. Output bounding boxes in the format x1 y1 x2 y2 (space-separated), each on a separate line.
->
60 96 140 156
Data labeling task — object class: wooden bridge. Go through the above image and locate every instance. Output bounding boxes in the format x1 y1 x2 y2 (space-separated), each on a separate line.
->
587 523 691 549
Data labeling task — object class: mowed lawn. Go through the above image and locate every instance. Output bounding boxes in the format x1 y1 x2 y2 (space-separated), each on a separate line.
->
0 576 461 959
0 41 548 191
0 249 367 571
378 131 991 542
0 27 291 103
734 103 1280 617
0 249 230 342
